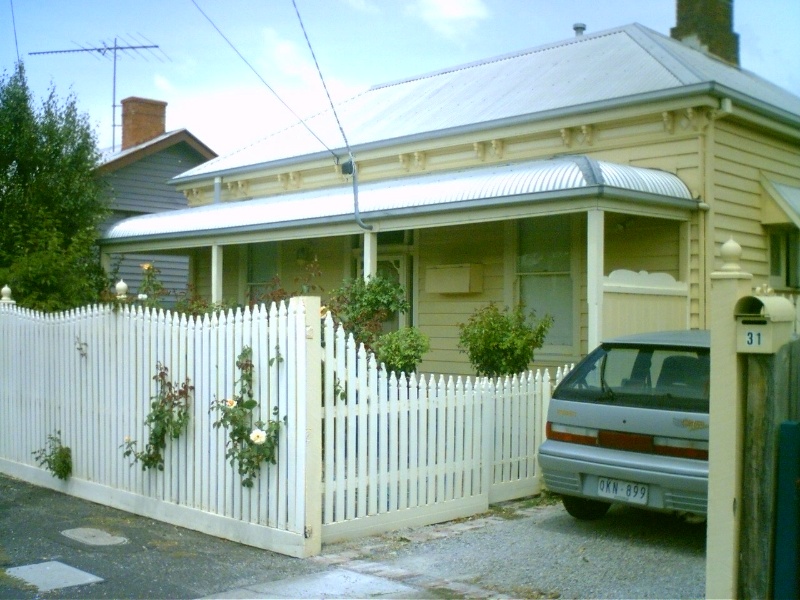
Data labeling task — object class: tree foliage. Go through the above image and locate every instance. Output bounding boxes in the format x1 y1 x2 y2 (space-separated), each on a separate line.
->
0 63 107 310
458 303 553 378
375 327 430 375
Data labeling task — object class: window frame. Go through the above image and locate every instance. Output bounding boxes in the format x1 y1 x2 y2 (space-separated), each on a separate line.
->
769 229 800 290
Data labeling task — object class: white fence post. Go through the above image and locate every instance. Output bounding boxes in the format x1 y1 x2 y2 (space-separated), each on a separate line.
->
706 240 753 598
297 296 322 556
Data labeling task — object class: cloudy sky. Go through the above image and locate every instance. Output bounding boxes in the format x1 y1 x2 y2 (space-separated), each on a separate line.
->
2 0 799 156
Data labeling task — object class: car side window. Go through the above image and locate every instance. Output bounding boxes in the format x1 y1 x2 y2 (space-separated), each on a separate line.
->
603 348 641 388
556 344 710 412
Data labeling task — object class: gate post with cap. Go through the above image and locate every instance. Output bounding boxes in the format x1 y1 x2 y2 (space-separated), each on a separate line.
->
705 239 752 599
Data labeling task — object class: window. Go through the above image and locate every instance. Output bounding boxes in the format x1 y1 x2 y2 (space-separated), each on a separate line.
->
769 229 800 289
518 215 574 348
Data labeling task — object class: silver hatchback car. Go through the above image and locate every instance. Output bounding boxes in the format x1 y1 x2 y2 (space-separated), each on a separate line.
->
538 330 709 520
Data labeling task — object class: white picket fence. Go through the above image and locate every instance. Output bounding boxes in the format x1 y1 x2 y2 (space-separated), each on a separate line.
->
0 297 567 556
0 298 322 557
320 314 567 541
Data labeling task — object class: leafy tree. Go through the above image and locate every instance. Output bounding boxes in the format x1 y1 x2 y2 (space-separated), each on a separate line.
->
0 63 107 311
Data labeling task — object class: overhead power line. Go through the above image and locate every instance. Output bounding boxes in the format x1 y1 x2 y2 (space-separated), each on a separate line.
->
291 0 371 231
189 0 370 231
190 0 336 158
9 0 20 62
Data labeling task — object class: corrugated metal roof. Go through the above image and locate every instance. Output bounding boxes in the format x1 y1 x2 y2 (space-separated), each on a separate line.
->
177 23 800 181
104 157 694 243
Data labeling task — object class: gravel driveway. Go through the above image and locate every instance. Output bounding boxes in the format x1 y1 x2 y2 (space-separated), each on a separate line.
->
326 495 707 599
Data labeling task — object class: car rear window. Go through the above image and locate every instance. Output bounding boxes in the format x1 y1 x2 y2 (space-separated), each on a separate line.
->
555 344 710 413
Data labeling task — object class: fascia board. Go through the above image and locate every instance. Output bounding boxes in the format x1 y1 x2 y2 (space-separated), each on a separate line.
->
710 84 800 131
98 131 216 175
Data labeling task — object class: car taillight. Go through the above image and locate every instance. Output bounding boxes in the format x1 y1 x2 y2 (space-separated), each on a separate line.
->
547 422 708 460
653 436 709 460
546 422 598 446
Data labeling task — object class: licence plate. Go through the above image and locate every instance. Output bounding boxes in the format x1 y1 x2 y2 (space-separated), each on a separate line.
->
597 477 649 505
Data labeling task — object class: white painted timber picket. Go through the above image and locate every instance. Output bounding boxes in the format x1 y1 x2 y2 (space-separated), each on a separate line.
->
1 297 566 555
0 299 320 558
318 313 569 542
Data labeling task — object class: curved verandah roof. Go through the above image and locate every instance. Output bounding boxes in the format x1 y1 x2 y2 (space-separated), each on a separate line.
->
102 156 697 252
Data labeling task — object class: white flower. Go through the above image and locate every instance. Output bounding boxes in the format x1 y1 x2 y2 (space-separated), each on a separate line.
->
225 398 237 408
249 428 267 445
138 293 148 300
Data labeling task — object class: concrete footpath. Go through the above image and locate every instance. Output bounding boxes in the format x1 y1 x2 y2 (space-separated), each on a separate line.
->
0 473 541 599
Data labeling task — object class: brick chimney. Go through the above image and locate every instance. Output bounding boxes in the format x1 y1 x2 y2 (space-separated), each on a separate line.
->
121 97 167 150
670 0 739 65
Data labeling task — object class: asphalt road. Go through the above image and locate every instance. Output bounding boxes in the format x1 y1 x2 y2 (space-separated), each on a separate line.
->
0 473 706 599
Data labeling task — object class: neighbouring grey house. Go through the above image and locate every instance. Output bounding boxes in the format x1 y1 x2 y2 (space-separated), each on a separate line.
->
97 97 216 303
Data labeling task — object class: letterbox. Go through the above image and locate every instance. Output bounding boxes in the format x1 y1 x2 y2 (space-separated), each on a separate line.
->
734 295 795 354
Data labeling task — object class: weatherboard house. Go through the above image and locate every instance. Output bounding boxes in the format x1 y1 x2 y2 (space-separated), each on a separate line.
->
101 11 800 374
97 97 216 303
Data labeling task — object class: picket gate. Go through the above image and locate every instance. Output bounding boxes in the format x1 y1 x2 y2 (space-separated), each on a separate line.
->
319 313 568 542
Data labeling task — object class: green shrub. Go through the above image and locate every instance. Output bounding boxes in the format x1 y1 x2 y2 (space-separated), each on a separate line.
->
136 262 168 309
375 327 430 375
249 259 324 306
32 431 72 480
458 303 553 378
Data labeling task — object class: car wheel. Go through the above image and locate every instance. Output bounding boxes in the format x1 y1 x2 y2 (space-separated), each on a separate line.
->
561 495 611 520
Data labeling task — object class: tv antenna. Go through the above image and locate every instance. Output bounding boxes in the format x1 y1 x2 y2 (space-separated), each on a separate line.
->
30 36 166 151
